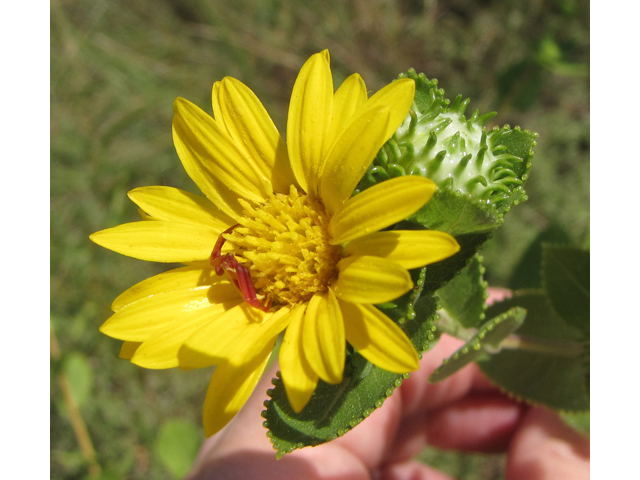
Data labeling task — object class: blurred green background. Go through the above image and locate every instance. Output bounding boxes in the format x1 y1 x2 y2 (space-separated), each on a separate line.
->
50 0 589 478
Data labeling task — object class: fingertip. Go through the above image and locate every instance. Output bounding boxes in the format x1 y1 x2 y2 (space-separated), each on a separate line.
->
507 407 589 480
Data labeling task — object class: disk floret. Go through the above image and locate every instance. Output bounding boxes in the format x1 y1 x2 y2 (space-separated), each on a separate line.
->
225 186 343 306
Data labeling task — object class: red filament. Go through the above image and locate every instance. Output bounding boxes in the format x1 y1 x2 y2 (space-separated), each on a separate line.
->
210 224 272 312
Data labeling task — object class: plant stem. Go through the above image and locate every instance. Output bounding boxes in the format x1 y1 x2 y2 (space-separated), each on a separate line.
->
435 310 583 358
51 321 102 478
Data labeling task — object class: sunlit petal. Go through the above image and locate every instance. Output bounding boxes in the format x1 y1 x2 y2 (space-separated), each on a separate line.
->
339 300 419 373
343 230 460 269
320 106 391 215
90 221 220 263
172 97 271 218
202 343 273 437
329 176 437 244
217 77 298 194
128 186 235 231
302 291 345 384
111 264 218 311
325 73 368 153
131 301 242 369
100 282 239 342
179 303 266 368
279 305 319 412
287 50 333 194
333 256 413 304
357 77 415 142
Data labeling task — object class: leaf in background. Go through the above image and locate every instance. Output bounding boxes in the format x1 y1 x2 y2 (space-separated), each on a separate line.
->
58 352 94 414
154 419 201 479
509 224 572 290
477 292 589 411
542 244 589 337
430 306 526 383
559 410 590 437
497 60 543 112
437 254 488 329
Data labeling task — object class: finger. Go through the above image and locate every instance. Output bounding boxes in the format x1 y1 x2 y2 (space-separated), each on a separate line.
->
389 392 526 461
378 459 454 480
506 407 589 480
187 363 373 480
399 334 494 416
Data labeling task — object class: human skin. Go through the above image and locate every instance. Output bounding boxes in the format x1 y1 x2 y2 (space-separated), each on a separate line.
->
186 290 590 480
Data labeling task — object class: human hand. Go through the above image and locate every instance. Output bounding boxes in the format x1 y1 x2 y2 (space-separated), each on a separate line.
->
186 290 589 480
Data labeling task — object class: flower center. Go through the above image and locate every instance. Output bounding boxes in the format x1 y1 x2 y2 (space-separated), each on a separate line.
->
224 186 343 306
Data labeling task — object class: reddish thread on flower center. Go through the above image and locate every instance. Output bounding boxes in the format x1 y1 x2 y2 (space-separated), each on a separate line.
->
210 224 272 312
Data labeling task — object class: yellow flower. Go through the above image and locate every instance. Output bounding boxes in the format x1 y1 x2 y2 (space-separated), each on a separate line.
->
90 50 460 437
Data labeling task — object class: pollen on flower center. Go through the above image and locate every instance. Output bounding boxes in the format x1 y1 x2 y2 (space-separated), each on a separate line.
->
224 185 343 306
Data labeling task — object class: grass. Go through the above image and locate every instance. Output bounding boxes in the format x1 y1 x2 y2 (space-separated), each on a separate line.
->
50 1 589 478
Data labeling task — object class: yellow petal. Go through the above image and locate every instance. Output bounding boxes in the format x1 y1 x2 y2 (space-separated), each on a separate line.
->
203 343 273 437
179 303 266 368
111 264 216 311
119 341 141 360
343 230 461 269
287 50 333 194
339 301 419 373
279 305 319 412
329 176 437 245
100 282 239 341
180 304 292 370
320 78 415 215
211 80 224 126
172 97 271 217
325 73 368 152
128 186 235 231
320 106 391 215
217 77 298 194
90 221 220 263
131 301 242 369
302 291 345 384
333 256 413 304
358 78 415 142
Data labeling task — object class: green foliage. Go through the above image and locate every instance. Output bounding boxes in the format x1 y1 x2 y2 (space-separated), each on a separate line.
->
430 307 526 382
154 419 202 479
58 352 95 413
478 292 589 411
437 255 488 329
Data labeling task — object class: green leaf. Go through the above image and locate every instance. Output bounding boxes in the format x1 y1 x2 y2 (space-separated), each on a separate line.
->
264 283 439 457
509 224 572 290
61 352 94 411
409 188 504 237
559 410 590 437
437 254 488 329
430 306 526 383
154 419 201 479
542 244 589 337
477 292 589 411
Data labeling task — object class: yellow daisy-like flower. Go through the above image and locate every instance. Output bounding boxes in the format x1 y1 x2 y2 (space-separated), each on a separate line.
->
90 50 460 437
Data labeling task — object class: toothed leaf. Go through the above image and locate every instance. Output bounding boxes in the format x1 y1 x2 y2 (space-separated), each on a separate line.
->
477 292 589 411
436 254 488 329
542 244 589 338
430 306 526 383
